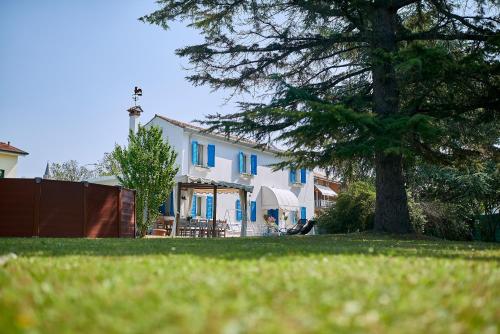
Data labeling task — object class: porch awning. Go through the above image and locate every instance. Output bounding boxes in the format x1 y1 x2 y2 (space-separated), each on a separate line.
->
261 186 299 210
315 184 338 197
179 175 254 193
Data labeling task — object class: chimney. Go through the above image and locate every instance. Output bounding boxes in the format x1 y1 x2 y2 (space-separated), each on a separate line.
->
127 106 143 134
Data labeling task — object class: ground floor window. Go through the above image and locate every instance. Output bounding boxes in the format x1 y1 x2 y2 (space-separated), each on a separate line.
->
196 196 202 217
0 169 4 178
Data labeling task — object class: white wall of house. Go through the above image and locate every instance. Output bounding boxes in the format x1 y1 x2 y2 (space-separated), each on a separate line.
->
148 116 315 234
0 152 19 178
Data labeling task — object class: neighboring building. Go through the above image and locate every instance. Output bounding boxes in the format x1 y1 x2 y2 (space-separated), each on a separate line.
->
0 141 28 178
313 169 340 215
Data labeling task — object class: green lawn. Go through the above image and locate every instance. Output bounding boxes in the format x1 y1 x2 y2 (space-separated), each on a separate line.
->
0 234 499 334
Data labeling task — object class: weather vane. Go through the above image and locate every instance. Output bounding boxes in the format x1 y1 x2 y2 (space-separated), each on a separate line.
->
132 86 143 106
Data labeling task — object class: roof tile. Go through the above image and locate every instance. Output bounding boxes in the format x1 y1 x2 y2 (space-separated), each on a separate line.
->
0 142 28 155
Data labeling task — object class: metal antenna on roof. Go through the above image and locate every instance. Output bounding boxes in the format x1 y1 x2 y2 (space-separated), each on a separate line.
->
132 86 143 106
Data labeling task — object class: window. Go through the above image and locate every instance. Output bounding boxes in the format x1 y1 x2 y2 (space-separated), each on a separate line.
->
238 152 257 175
0 169 4 178
242 154 248 173
290 168 307 184
197 144 205 165
196 196 202 217
192 141 216 167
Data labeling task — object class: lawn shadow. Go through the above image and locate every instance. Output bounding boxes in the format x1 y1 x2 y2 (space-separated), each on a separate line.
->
1 234 499 262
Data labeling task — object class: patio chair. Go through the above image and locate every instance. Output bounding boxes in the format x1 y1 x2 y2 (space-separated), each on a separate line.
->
286 219 306 235
299 220 316 235
216 220 228 237
178 219 189 237
200 219 210 238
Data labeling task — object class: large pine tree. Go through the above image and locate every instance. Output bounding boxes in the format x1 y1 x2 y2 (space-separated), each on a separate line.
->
142 1 499 233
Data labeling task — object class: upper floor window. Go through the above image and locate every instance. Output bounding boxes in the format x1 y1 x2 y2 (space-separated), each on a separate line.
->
238 152 257 175
197 143 205 165
290 168 307 184
192 141 215 167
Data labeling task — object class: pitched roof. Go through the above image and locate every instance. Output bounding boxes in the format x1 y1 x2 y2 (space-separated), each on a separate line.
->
0 142 28 156
152 114 283 154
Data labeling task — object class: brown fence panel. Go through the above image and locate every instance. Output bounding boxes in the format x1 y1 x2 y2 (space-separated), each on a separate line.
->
0 179 135 238
0 179 36 237
119 189 136 238
39 180 84 237
86 183 118 237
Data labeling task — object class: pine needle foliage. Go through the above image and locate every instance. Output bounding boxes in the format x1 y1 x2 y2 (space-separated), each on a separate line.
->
142 0 499 233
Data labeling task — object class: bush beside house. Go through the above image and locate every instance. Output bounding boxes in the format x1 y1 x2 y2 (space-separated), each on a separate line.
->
316 181 497 241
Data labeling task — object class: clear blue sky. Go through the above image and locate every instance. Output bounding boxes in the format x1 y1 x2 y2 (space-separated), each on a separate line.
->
0 0 237 177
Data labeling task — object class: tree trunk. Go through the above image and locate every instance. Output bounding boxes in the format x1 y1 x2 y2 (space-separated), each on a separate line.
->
371 5 412 233
374 152 412 233
141 197 148 237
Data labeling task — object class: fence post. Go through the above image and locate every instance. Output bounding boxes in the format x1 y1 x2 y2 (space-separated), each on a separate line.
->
33 178 42 237
82 182 88 237
117 186 122 238
133 190 137 238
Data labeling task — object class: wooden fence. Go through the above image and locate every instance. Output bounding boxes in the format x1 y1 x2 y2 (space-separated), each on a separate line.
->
0 178 135 238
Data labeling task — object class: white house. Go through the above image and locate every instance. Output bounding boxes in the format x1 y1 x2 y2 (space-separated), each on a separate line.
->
146 114 315 236
91 106 315 236
0 141 28 178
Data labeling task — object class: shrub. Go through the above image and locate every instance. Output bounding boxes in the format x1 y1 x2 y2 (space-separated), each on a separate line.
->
317 183 473 240
474 214 500 242
419 201 473 241
408 196 427 235
317 181 375 234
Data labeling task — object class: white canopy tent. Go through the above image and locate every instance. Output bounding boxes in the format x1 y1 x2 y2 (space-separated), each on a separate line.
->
261 186 300 210
315 184 338 197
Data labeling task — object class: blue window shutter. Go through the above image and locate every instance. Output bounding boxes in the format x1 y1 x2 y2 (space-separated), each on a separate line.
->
238 152 244 173
250 201 256 222
267 209 279 225
267 209 273 222
290 169 296 183
236 199 241 221
207 144 215 167
192 141 198 165
169 191 174 216
300 168 307 183
301 207 307 220
159 202 166 215
191 195 197 217
206 196 213 219
251 154 257 175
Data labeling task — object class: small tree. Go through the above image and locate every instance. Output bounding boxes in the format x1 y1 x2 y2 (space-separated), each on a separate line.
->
49 160 95 181
113 126 179 237
94 152 121 177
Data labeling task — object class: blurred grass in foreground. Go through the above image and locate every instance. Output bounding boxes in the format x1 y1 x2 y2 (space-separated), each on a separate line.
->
0 234 499 334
